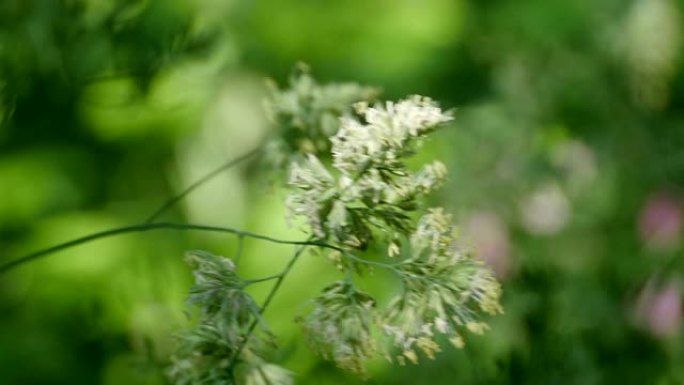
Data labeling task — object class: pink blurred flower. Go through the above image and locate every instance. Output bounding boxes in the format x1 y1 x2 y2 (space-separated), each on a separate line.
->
463 210 513 279
635 278 682 337
638 193 682 251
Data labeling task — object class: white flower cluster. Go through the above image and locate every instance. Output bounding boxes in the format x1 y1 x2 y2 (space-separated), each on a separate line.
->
285 91 501 375
298 281 376 377
285 155 335 238
383 209 503 363
265 65 378 167
332 96 453 174
286 96 453 248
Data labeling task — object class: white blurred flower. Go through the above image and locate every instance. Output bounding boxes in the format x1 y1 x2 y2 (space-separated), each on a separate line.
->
520 183 571 235
623 0 681 109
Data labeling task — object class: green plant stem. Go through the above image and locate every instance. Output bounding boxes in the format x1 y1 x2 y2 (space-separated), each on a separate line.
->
0 142 402 277
244 273 283 286
144 145 262 224
235 234 245 267
228 242 310 369
0 222 397 278
1 144 262 274
258 243 309 314
341 250 401 273
0 223 313 275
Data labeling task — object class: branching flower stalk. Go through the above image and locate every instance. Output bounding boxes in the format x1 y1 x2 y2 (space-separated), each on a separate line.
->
168 251 272 384
285 94 503 375
169 249 304 385
298 280 377 376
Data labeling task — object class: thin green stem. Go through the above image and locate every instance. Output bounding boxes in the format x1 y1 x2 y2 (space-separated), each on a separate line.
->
0 223 314 275
0 220 395 279
344 267 355 284
235 234 245 267
144 145 262 224
1 144 263 275
228 242 310 368
244 273 283 286
258 243 309 313
341 250 401 273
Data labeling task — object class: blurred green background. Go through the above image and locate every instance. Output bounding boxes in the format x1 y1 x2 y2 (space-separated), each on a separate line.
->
2 0 684 384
